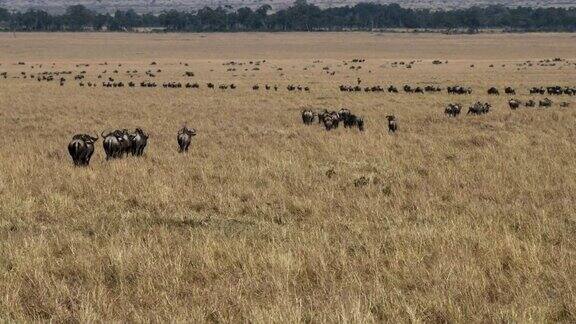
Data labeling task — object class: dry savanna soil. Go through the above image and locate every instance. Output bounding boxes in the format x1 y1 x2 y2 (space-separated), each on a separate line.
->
0 32 575 322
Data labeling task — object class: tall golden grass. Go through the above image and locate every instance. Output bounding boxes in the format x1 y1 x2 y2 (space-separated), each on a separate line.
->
0 32 575 322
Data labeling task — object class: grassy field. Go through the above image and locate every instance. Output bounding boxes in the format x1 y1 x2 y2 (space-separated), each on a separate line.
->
0 32 575 322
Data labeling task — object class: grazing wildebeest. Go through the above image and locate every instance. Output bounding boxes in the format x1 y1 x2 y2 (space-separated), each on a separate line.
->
320 111 341 131
388 85 398 93
560 102 570 108
343 114 364 131
547 86 562 95
539 98 553 107
467 102 491 115
386 115 397 133
301 110 315 125
525 100 536 107
508 99 521 110
130 128 149 156
447 86 472 95
530 87 546 95
338 108 351 121
487 87 500 95
444 103 462 117
101 130 127 160
505 87 516 95
68 134 98 166
177 126 197 152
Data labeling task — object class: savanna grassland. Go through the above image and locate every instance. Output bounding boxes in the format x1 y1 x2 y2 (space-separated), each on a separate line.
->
0 32 575 322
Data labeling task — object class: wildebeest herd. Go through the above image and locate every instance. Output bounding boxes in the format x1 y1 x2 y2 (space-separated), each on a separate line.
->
4 60 572 167
68 126 197 166
302 108 366 131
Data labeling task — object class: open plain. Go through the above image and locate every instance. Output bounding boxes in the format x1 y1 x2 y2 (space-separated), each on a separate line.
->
0 32 575 321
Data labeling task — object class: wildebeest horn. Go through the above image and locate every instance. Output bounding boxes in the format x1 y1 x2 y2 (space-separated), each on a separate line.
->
101 131 108 138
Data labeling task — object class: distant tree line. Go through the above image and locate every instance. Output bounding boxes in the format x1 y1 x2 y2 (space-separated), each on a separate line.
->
1 0 575 32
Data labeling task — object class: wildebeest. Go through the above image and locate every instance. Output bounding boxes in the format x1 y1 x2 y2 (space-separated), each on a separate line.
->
539 98 553 107
68 134 98 166
101 129 129 160
487 87 500 95
530 87 545 95
386 115 397 133
343 114 364 131
444 103 462 117
130 128 149 156
508 99 521 110
177 126 197 152
505 87 516 95
447 86 472 95
319 110 340 131
525 100 536 107
467 102 491 115
301 109 315 125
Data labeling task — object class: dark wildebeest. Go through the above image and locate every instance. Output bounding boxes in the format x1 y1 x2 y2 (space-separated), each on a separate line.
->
68 134 98 166
321 111 341 131
505 87 516 95
487 87 499 95
467 102 491 115
343 114 364 131
525 100 536 107
301 109 315 125
101 130 128 160
444 104 462 117
539 98 553 107
130 128 149 156
177 126 197 152
508 99 521 110
386 115 397 133
338 108 351 121
530 87 545 95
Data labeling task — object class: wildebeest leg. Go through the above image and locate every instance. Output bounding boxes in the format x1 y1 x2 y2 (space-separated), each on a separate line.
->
85 151 93 166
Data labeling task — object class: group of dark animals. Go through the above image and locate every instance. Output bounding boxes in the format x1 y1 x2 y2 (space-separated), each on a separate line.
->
68 126 197 166
301 109 398 133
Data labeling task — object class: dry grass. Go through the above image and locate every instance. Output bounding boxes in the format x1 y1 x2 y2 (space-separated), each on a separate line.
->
0 32 575 322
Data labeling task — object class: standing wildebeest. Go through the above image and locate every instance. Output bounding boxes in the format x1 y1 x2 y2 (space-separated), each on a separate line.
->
487 87 500 95
117 129 132 157
508 99 521 110
302 110 315 125
386 115 397 133
539 98 553 107
320 111 341 131
505 87 516 95
467 102 491 115
68 134 98 166
177 126 197 152
101 130 127 160
444 104 462 117
338 108 351 121
525 100 536 107
343 113 364 131
130 128 149 156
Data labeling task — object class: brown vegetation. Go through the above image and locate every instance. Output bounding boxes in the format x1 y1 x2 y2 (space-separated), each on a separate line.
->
0 32 575 322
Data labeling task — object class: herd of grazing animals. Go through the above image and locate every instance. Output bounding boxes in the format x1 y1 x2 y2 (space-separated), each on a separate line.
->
302 108 366 132
2 60 573 166
68 127 187 166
